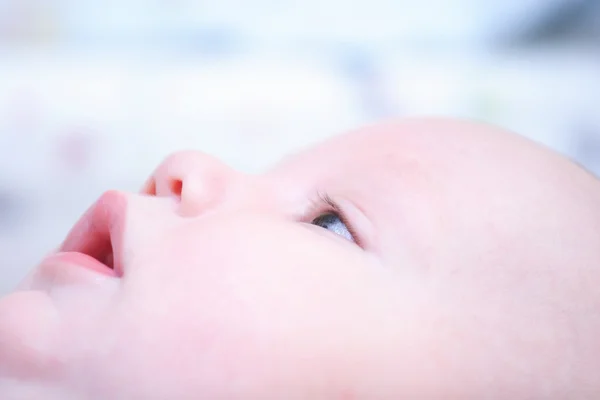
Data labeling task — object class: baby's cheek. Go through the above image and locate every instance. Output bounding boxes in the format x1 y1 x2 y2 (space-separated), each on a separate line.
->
101 272 375 394
102 310 362 399
88 297 276 398
102 218 444 397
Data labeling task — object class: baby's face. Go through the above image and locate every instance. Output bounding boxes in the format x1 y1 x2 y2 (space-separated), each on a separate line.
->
1 119 600 399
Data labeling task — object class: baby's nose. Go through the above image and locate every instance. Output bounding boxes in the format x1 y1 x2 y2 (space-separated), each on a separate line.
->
141 150 237 217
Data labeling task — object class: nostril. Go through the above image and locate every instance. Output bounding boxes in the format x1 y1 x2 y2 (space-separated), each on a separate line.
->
142 178 157 196
170 179 183 197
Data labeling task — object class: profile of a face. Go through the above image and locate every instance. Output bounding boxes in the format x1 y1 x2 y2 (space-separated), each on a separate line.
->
1 118 599 399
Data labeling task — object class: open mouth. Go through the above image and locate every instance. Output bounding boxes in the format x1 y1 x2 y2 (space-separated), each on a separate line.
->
74 229 115 271
58 191 126 277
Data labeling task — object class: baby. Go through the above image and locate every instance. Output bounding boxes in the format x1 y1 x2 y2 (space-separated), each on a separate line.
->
1 118 599 399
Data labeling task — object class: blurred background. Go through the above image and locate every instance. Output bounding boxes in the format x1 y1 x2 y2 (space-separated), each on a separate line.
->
1 0 599 294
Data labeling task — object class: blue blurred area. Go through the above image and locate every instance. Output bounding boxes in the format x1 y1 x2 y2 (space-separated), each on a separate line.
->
1 0 599 293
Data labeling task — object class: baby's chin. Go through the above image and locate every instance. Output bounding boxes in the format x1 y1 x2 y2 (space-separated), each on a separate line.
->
0 288 120 399
0 290 62 381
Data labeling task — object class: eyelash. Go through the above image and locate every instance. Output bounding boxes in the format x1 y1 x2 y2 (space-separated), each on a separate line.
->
312 191 362 246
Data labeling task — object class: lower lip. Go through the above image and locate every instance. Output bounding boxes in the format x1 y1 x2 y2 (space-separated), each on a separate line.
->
43 252 117 277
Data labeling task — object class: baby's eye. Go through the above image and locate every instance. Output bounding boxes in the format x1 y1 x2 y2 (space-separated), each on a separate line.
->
311 212 354 242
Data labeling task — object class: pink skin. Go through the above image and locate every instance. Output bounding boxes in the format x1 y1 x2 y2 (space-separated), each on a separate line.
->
1 118 600 399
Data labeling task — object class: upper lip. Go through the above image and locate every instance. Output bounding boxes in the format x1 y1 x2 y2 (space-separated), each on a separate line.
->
59 190 127 277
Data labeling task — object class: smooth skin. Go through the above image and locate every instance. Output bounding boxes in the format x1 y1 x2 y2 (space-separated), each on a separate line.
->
1 118 599 399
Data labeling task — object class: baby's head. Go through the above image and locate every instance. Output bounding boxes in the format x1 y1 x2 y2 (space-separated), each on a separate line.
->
1 118 599 399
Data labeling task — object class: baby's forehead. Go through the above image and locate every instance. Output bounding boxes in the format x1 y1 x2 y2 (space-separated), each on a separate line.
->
265 117 599 236
268 118 515 186
269 118 585 185
264 119 473 224
269 121 420 184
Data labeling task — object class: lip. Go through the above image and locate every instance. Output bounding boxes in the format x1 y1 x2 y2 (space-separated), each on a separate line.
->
56 190 127 277
42 251 117 277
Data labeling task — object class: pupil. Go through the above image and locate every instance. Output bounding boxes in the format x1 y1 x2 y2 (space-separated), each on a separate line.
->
313 213 338 228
